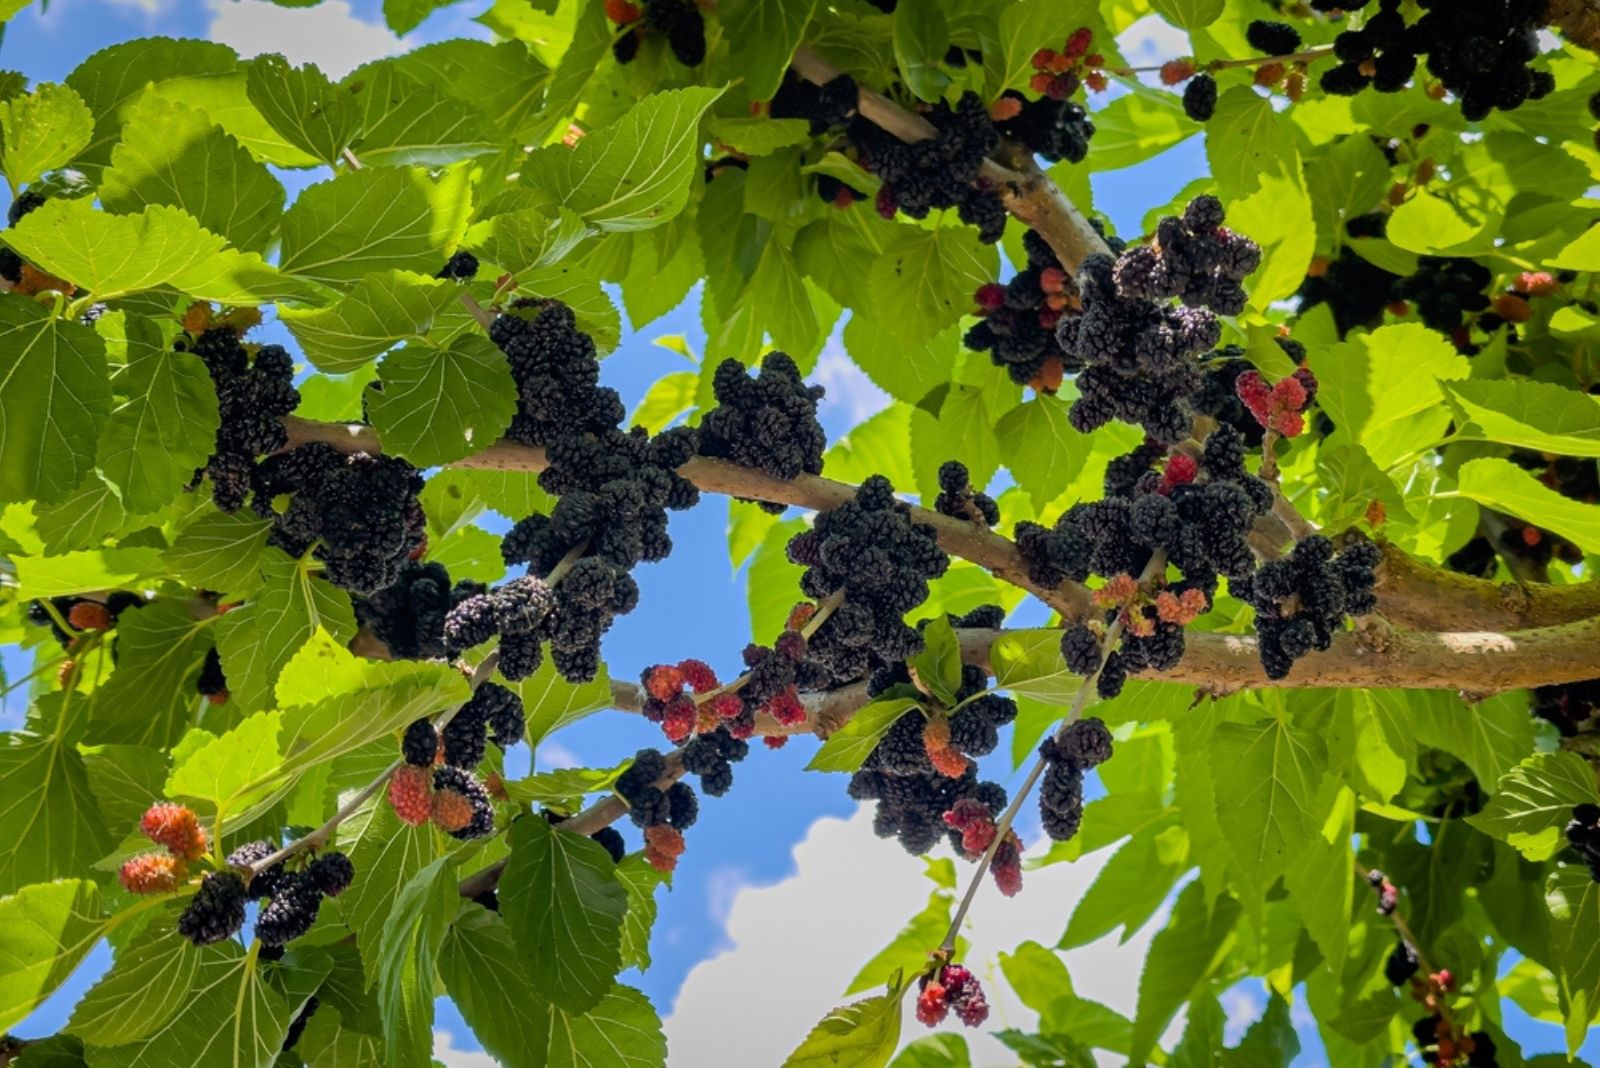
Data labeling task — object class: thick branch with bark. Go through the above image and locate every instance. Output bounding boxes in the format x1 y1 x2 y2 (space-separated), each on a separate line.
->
1548 0 1600 51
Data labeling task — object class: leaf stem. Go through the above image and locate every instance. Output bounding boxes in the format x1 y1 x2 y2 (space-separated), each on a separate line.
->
937 551 1167 955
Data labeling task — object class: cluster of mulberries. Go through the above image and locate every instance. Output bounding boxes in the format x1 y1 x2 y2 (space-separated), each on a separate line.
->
388 730 497 840
1231 535 1381 678
849 92 1006 243
1156 60 1219 123
1566 804 1600 882
847 660 1013 855
226 842 353 947
248 443 426 596
179 322 300 513
1298 247 1402 337
785 476 950 688
916 964 990 1028
1191 338 1310 446
681 726 750 797
1530 680 1600 737
1410 1013 1498 1067
26 593 144 650
615 749 698 871
1055 199 1259 442
1395 257 1492 333
196 647 228 705
355 560 485 661
1038 718 1113 842
695 352 826 513
493 300 622 449
119 801 209 896
176 871 249 945
1236 364 1320 438
965 229 1084 389
607 0 705 67
1112 196 1259 316
934 461 998 526
437 251 478 281
769 71 859 135
990 90 1095 164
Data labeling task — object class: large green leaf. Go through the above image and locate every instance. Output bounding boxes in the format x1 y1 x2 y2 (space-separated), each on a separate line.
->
1452 457 1600 556
99 94 285 253
279 269 461 374
1209 717 1326 888
85 599 215 748
995 396 1088 512
341 801 437 984
522 87 725 231
893 0 950 102
163 510 274 598
245 55 362 168
439 906 553 1068
1546 866 1600 1054
865 224 998 346
500 815 628 1013
276 656 468 777
1130 884 1240 1062
1060 825 1189 948
990 629 1081 705
391 40 548 140
847 890 956 996
0 730 114 895
1315 323 1469 469
1281 784 1356 978
0 296 111 506
544 984 667 1068
344 61 498 168
66 924 198 1046
783 980 906 1068
1442 378 1600 456
1470 751 1600 862
0 879 106 1033
806 698 921 773
95 316 220 514
616 855 668 973
279 168 458 287
7 197 315 304
516 658 615 749
368 336 517 466
165 710 284 816
1087 88 1193 172
723 0 816 101
13 547 163 597
376 857 458 1068
214 554 359 713
0 82 93 188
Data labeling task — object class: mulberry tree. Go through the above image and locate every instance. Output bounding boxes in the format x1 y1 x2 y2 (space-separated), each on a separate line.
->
2 1 1600 1066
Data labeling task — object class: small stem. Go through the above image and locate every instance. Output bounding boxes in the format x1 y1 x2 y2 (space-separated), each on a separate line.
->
340 148 364 171
461 293 496 331
542 543 588 585
1104 47 1334 76
38 600 80 642
1354 860 1455 1032
246 651 502 877
1 655 63 700
938 551 1167 954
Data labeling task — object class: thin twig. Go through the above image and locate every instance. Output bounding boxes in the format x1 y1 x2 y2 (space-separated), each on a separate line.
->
1105 47 1335 76
938 551 1167 954
340 148 364 171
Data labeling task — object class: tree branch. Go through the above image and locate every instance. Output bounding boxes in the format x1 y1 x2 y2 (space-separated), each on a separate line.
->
1547 0 1600 52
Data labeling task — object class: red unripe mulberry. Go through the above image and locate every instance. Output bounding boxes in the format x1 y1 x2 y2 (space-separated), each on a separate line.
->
1491 292 1531 323
974 283 1006 312
1160 59 1197 85
140 803 208 860
431 788 474 833
119 852 186 894
988 96 1023 122
604 0 640 22
991 832 1024 897
644 664 685 701
388 765 433 826
677 659 719 693
644 825 686 872
1516 271 1557 296
662 695 698 743
68 602 111 632
764 687 806 727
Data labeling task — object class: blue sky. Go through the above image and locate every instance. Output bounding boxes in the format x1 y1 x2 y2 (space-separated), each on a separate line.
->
1 2 1592 1064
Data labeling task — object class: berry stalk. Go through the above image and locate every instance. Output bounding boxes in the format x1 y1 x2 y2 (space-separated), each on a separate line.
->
1105 46 1334 76
936 550 1167 955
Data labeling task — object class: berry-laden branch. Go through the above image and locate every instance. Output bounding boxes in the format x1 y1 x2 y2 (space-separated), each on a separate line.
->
788 46 1114 273
937 551 1167 954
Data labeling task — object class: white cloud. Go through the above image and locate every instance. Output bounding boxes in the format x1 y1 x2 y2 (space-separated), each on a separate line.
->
1117 14 1190 66
534 740 581 770
813 337 890 425
207 0 408 79
434 1029 495 1067
663 806 1160 1067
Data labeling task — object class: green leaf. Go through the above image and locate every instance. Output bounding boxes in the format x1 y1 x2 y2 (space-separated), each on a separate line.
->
99 94 285 254
7 198 316 304
66 924 197 1045
1130 885 1240 1062
847 890 956 996
748 238 821 355
85 599 214 748
617 855 669 972
1228 169 1315 311
96 316 220 514
34 476 132 552
342 801 436 985
166 710 284 816
0 296 110 506
890 1035 970 1068
1060 826 1189 948
522 87 725 231
806 697 921 773
500 815 628 1013
80 744 168 836
279 269 461 374
470 206 590 277
893 0 950 101
438 906 552 1068
866 225 998 345
1546 866 1600 1054
214 554 359 713
1210 717 1326 888
1443 378 1600 456
391 40 549 141
0 880 105 1033
367 337 516 466
783 980 906 1068
1086 89 1192 172
747 517 809 646
989 0 1115 97
708 117 812 156
1470 752 1600 862
163 510 274 598
1281 784 1356 978
377 857 459 1068
631 370 699 434
245 55 362 167
722 0 817 102
516 657 615 748
1150 0 1221 28
1316 322 1469 469
0 83 93 189
911 616 962 707
1454 456 1600 556
1206 86 1298 200
279 168 458 287
996 396 1088 512
344 61 497 168
1387 190 1495 256
0 732 113 895
13 547 162 598
276 654 469 775
1221 993 1300 1066
990 629 1080 705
